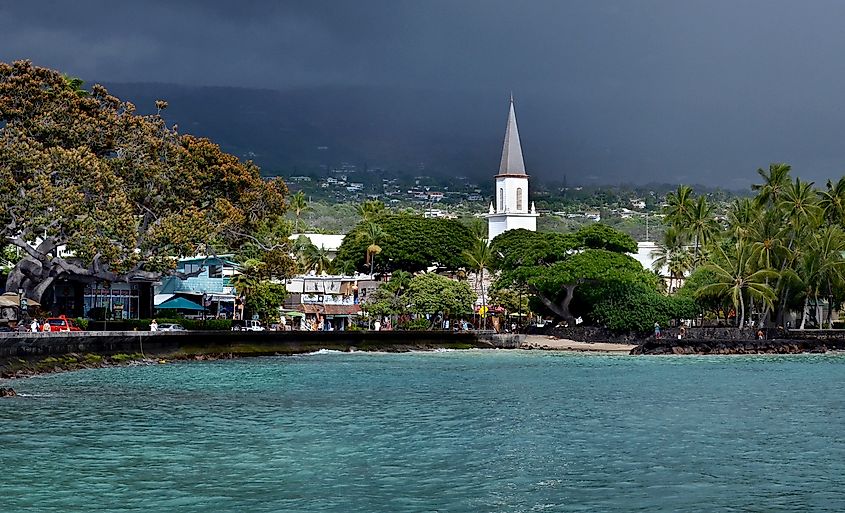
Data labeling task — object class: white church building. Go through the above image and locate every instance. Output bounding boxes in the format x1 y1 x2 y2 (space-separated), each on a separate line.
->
486 96 538 240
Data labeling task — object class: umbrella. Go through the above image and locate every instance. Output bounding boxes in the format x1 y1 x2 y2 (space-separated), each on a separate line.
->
282 311 305 318
0 292 41 308
156 296 205 311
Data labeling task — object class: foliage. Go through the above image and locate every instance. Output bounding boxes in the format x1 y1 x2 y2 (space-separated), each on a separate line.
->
335 214 474 273
406 273 476 315
0 61 288 301
361 285 405 317
243 281 288 323
492 225 645 323
591 285 697 333
489 287 530 315
396 318 431 331
289 191 309 232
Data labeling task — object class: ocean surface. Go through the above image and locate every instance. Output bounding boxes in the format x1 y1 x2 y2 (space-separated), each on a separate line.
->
2 350 845 512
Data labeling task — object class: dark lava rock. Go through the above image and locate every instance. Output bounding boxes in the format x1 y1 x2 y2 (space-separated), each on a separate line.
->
0 387 17 397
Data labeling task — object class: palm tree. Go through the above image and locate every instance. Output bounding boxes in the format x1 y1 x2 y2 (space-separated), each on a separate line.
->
290 191 309 233
650 228 692 293
797 226 845 328
356 200 386 222
302 244 332 275
752 163 791 207
779 178 822 252
663 185 694 231
688 196 719 262
467 217 488 241
818 177 845 227
463 238 492 329
363 222 385 276
727 197 758 244
697 242 778 327
230 259 264 320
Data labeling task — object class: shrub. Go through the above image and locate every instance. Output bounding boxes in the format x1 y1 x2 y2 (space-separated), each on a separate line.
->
397 318 431 331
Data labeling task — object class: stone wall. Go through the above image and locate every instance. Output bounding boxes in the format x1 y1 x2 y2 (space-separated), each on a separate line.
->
632 338 843 355
545 326 763 343
0 330 482 359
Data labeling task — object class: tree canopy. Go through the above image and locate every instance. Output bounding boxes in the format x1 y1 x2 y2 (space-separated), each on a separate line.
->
491 225 681 331
335 213 474 274
0 61 289 300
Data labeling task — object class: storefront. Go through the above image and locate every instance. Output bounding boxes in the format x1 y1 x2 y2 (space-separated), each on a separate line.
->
83 283 141 319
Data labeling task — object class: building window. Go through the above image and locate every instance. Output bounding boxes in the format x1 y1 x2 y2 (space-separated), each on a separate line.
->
499 188 504 211
516 187 523 211
184 263 202 275
208 264 222 278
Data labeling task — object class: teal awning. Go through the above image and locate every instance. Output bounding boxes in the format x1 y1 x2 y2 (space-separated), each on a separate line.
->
156 297 205 311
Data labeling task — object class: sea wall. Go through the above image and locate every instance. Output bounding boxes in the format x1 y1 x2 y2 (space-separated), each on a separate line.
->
0 330 484 359
547 326 762 343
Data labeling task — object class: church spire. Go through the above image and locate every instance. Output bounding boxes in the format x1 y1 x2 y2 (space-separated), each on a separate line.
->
498 95 526 175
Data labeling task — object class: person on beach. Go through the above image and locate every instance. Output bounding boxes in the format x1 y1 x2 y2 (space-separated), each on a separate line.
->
41 320 51 332
757 329 764 340
30 319 39 332
150 319 158 332
654 322 661 339
679 325 686 339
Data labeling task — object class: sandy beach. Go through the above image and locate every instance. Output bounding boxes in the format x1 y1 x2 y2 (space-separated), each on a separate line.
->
521 335 637 353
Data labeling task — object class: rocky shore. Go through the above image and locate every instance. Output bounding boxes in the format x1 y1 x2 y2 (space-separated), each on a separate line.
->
630 338 841 355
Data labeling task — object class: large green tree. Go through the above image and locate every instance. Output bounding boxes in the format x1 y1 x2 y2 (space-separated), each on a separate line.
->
0 61 288 301
492 225 660 325
406 273 476 319
335 213 474 273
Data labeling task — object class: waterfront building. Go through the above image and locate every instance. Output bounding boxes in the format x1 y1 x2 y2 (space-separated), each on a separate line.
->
155 256 239 318
485 96 538 241
284 273 378 330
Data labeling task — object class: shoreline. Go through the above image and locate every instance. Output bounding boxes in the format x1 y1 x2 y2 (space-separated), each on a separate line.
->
2 331 843 386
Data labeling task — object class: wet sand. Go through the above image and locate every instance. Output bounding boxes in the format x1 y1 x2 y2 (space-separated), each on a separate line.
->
521 335 636 353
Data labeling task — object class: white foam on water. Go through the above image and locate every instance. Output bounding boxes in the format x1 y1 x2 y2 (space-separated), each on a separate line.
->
301 348 345 356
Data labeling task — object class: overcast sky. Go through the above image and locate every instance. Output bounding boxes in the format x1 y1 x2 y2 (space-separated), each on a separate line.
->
3 0 845 186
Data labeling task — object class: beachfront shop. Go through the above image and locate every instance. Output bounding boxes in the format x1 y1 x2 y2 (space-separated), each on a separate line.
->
296 304 361 331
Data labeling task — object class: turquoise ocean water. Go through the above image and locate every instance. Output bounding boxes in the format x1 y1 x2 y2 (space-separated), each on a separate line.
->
2 350 845 512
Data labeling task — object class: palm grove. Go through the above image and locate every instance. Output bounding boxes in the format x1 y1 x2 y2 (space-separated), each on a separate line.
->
661 164 845 330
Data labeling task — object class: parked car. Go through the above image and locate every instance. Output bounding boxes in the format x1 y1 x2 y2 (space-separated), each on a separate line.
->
231 320 265 331
157 323 187 332
45 316 82 332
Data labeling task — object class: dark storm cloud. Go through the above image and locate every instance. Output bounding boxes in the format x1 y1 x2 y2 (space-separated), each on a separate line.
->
3 0 845 185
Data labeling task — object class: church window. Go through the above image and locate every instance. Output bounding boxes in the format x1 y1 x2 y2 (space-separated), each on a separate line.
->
499 188 504 211
516 188 523 211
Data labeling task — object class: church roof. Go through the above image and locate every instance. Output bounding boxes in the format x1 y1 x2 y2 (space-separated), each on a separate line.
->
498 95 526 175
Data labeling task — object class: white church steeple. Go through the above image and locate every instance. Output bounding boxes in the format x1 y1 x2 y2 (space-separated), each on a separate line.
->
499 94 526 175
485 95 538 241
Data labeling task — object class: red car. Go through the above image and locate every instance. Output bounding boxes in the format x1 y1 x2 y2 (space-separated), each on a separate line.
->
45 316 82 332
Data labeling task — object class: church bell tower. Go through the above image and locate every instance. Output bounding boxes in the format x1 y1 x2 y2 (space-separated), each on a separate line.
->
486 95 538 240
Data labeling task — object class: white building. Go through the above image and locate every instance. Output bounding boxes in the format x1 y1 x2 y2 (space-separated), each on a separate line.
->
486 96 538 240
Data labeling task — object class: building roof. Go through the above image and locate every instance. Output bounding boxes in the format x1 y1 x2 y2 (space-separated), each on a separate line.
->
289 233 346 252
156 296 205 311
498 95 526 175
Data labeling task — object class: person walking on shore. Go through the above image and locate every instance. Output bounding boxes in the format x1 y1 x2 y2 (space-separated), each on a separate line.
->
150 319 158 332
30 319 39 333
654 322 661 339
